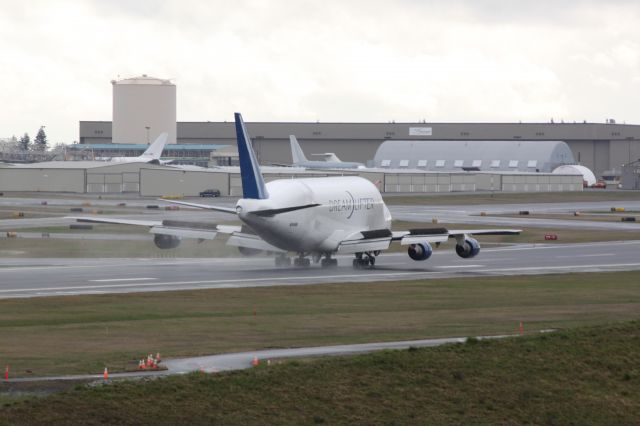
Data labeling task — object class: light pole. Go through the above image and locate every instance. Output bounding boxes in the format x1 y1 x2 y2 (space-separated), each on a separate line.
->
145 126 150 145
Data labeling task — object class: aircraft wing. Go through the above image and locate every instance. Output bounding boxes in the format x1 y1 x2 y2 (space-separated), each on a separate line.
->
159 199 237 214
71 215 286 253
71 216 241 241
392 227 521 245
72 217 162 227
337 230 393 253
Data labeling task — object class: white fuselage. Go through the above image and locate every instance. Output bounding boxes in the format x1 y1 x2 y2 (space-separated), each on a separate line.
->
236 176 392 253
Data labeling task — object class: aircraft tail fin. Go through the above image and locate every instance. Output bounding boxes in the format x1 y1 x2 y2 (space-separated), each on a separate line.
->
289 135 308 164
141 132 168 160
234 113 269 199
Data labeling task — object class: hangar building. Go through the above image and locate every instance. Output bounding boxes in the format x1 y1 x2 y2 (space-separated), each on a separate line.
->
0 161 583 196
371 140 575 172
79 120 640 179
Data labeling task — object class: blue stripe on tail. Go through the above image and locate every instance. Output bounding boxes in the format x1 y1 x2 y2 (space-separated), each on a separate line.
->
234 113 269 200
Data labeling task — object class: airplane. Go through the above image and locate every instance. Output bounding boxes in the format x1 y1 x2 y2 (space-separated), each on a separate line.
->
74 113 520 269
97 132 171 164
288 135 366 170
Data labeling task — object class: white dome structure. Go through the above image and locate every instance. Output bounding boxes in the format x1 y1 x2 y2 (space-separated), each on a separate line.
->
552 164 596 186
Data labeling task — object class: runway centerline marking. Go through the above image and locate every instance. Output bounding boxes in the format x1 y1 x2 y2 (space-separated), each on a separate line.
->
556 253 615 258
90 278 157 282
435 265 483 269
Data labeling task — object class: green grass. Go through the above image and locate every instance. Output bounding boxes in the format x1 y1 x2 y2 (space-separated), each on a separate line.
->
1 320 639 425
0 271 638 377
3 218 639 258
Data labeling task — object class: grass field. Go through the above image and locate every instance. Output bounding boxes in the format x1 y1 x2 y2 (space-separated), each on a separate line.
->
1 320 639 425
3 218 640 258
383 190 640 205
0 271 638 377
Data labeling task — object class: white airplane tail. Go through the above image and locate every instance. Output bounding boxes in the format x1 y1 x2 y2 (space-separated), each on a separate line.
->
140 132 168 161
289 135 308 164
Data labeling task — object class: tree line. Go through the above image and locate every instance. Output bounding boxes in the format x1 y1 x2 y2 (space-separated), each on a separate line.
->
8 127 48 151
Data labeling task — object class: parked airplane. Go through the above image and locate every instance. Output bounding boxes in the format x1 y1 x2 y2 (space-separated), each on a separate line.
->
98 132 170 164
75 114 519 269
288 135 366 169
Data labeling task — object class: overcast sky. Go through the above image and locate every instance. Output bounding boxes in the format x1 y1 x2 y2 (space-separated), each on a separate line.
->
1 0 639 143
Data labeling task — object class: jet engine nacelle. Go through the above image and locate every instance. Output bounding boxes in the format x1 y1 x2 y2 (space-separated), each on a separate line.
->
154 234 181 249
455 237 480 259
237 246 263 256
408 242 433 261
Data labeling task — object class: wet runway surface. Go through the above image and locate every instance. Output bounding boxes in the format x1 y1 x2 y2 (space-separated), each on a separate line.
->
1 240 639 299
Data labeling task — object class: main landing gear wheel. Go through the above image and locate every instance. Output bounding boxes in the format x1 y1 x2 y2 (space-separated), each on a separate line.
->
352 252 376 269
321 258 338 268
293 257 311 268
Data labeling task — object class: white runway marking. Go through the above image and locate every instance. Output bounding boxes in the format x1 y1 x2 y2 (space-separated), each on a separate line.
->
435 265 483 269
0 271 446 294
483 262 640 273
556 253 615 258
90 278 157 282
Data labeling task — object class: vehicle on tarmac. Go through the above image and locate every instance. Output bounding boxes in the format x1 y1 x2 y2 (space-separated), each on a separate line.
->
199 189 221 197
74 113 520 269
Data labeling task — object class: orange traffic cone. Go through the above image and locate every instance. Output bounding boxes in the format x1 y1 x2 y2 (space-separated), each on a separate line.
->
4 365 8 380
103 367 109 380
251 356 259 367
519 321 524 335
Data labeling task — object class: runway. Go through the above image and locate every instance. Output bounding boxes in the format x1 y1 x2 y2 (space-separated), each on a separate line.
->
1 240 639 299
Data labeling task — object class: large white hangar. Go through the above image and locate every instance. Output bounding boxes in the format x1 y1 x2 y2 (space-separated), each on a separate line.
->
0 162 583 195
372 140 575 172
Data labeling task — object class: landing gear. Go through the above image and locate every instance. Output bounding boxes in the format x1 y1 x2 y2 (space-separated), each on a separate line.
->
274 255 291 267
293 254 311 268
352 252 376 269
321 257 338 268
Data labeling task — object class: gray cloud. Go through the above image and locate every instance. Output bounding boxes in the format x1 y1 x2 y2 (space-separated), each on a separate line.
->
1 0 639 143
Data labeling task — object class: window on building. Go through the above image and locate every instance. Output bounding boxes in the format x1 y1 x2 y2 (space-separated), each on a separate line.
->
472 160 482 167
380 159 391 167
454 160 464 167
417 160 427 167
490 160 501 168
399 159 409 167
509 160 519 168
527 160 538 168
435 160 445 168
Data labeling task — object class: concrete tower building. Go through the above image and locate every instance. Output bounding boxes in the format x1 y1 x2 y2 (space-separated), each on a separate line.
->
111 75 177 145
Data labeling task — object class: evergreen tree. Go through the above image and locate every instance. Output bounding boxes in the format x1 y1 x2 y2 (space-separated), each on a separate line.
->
18 133 30 151
33 127 48 151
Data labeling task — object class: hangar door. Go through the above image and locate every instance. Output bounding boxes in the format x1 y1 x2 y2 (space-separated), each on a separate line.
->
86 172 139 193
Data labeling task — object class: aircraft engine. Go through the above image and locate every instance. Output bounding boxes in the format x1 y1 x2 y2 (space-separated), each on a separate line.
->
153 234 181 249
237 246 263 256
408 242 433 261
455 237 480 259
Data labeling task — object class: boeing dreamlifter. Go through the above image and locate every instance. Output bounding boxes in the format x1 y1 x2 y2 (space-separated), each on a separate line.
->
76 113 520 269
